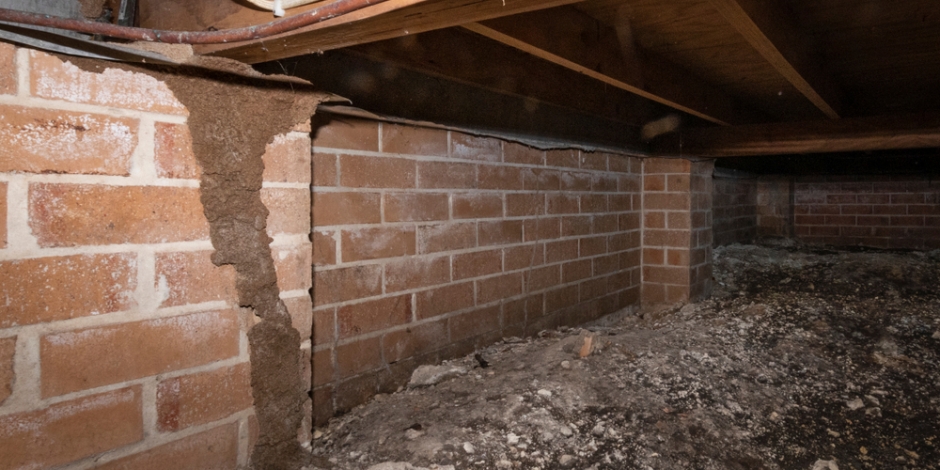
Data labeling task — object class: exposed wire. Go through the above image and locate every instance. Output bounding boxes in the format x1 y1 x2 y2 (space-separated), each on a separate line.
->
0 0 389 44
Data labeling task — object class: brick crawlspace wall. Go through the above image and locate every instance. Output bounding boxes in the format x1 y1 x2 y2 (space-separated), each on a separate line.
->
713 174 757 246
0 44 314 468
310 118 644 422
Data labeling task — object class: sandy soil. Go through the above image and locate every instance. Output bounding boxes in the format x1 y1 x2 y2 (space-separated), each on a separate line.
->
308 242 940 470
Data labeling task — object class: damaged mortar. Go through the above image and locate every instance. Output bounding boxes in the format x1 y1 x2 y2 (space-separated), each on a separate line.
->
64 54 325 469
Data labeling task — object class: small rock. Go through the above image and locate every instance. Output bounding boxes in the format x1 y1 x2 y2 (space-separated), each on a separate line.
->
932 330 940 340
846 397 865 410
537 389 553 398
811 460 839 470
462 442 475 454
408 365 468 388
404 429 425 440
558 454 577 467
592 424 606 437
559 426 573 437
506 432 520 445
560 360 571 370
826 429 841 438
312 430 323 440
496 460 513 469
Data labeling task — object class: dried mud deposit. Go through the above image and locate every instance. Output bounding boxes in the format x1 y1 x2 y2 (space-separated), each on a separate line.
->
309 243 940 470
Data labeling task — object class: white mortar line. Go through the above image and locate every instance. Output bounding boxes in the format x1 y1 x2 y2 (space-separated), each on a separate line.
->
132 117 158 180
141 377 158 437
5 179 39 251
136 248 161 313
0 239 215 261
3 331 40 412
237 415 251 467
0 172 200 188
0 95 189 124
261 182 310 189
15 48 29 98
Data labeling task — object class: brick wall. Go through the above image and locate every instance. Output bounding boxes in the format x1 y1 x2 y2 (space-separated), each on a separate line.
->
640 158 713 306
713 171 757 246
309 117 645 421
0 44 313 467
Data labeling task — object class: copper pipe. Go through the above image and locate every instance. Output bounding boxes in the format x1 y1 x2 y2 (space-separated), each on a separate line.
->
0 0 389 44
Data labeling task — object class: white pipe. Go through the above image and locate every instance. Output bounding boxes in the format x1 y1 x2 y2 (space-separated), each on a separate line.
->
244 0 322 16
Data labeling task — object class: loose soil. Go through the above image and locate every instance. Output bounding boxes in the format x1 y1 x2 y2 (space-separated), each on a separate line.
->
309 242 940 470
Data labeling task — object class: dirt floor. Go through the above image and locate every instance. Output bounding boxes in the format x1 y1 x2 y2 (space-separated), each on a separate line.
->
308 242 940 470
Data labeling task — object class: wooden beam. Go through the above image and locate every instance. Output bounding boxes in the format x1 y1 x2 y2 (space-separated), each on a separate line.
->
660 113 940 157
185 0 587 64
710 0 842 119
463 6 754 126
344 28 661 126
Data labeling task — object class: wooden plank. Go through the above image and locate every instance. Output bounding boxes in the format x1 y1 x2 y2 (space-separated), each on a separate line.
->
463 6 755 126
345 28 661 126
191 0 588 64
663 113 940 157
709 0 842 119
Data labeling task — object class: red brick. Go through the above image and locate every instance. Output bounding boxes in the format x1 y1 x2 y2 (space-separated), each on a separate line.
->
666 249 690 267
891 215 925 226
313 306 335 346
273 244 312 292
263 133 311 183
479 220 524 246
645 158 690 174
645 193 690 210
644 211 666 229
559 172 592 191
383 192 449 222
340 155 415 188
503 141 545 165
857 194 890 204
382 124 447 156
154 122 199 179
795 215 824 225
41 310 239 397
619 174 641 192
891 194 926 204
546 149 579 168
385 256 451 291
609 155 635 173
580 194 608 213
30 184 207 247
477 273 523 304
665 284 690 304
580 152 608 171
0 42 14 94
0 387 143 469
580 236 607 256
336 336 382 377
593 174 618 192
449 305 501 343
524 217 561 241
312 191 381 226
841 204 872 215
157 363 252 432
842 226 874 237
156 250 236 308
383 320 449 363
454 193 503 219
810 226 841 236
504 243 545 271
562 215 592 237
0 181 5 248
827 194 857 204
97 423 238 470
545 285 579 312
0 337 14 404
644 266 690 285
338 295 411 339
562 260 592 283
547 194 579 214
504 294 544 324
507 193 545 216
312 118 378 151
478 165 523 190
1 254 136 328
525 168 562 190
261 188 310 236
418 222 477 253
872 205 907 215
908 204 940 215
313 153 338 186
644 175 665 192
593 254 620 275
668 212 691 229
546 239 579 263
1 105 137 175
451 132 501 162
580 277 609 302
312 348 333 387
644 229 691 247
313 264 382 307
620 213 641 231
454 250 502 280
525 265 561 292
417 282 475 319
313 230 337 265
665 174 691 192
417 161 477 189
342 226 416 261
30 51 186 114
